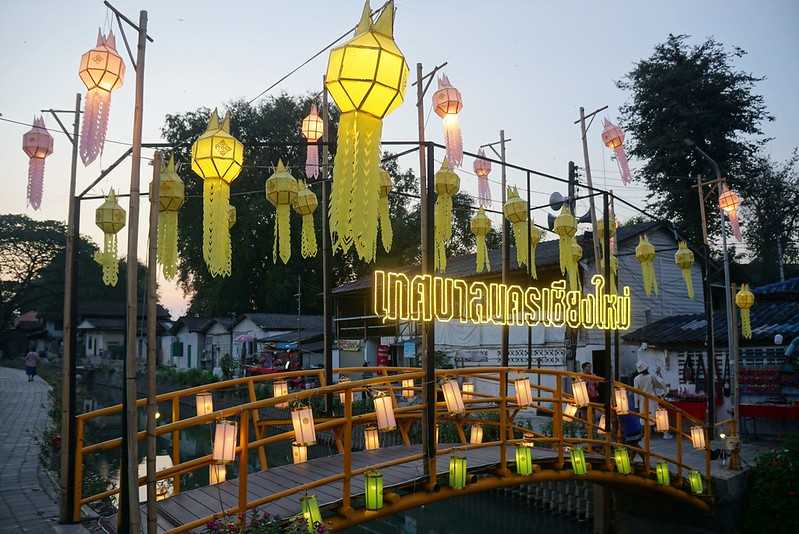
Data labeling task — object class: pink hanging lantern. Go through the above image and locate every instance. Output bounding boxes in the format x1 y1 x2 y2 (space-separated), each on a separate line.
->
718 183 743 241
78 29 125 165
473 148 492 208
301 104 324 179
432 75 463 167
22 116 54 210
601 118 631 185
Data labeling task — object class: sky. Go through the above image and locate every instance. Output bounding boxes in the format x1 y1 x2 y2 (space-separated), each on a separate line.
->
1 0 797 319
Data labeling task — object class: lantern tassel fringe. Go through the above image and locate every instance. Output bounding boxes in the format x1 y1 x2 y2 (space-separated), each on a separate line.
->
157 211 179 280
273 203 292 264
203 180 232 277
476 235 490 273
511 221 528 268
27 158 45 210
378 195 392 253
614 146 632 185
434 191 453 271
478 176 491 208
443 115 463 168
80 90 111 166
94 233 119 287
642 260 658 296
681 267 694 299
301 213 317 258
305 144 319 180
740 309 751 339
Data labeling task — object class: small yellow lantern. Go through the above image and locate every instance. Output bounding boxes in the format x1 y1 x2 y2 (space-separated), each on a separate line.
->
378 168 393 253
94 189 126 287
614 388 629 415
196 392 213 417
656 462 670 486
449 455 468 489
655 408 670 433
462 381 474 402
469 424 483 444
364 426 380 451
688 470 704 495
504 186 531 270
273 380 289 409
675 241 695 299
442 380 465 415
690 426 706 449
364 470 384 511
212 420 237 464
434 158 461 271
292 180 318 259
614 447 632 475
266 160 299 264
209 464 226 485
338 376 351 405
553 206 578 290
154 155 185 280
514 377 533 407
569 447 587 475
563 403 578 422
292 405 317 445
572 378 590 407
735 284 755 340
373 391 397 431
299 494 322 532
515 446 533 476
401 378 415 399
292 441 308 464
470 208 492 273
635 234 658 296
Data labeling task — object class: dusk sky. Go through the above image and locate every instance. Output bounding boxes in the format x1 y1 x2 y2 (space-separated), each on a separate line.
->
1 0 797 318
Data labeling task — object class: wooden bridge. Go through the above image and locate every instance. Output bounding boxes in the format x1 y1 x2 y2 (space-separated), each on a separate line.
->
73 367 734 532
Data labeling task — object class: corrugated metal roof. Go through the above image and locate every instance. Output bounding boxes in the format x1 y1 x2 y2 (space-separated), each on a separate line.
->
753 276 799 297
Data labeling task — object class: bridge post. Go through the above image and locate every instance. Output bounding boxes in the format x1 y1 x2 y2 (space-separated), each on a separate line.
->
171 397 181 495
342 389 353 512
421 141 437 488
498 370 509 475
554 376 564 469
238 410 249 526
676 412 683 484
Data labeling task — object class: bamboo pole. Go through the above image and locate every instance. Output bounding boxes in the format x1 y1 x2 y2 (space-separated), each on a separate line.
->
238 410 249 526
171 398 181 495
72 418 85 522
499 370 508 474
247 381 268 470
342 389 353 512
554 377 563 469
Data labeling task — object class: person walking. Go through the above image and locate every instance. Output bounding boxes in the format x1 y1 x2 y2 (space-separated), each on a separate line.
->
24 348 39 382
633 360 668 434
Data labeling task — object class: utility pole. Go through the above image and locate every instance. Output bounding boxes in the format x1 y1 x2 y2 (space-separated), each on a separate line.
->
576 105 607 273
500 130 509 367
526 170 532 370
320 77 333 412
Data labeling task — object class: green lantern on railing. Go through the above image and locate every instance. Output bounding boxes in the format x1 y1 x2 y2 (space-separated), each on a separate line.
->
569 447 587 476
656 462 670 486
300 494 322 533
688 470 704 495
515 446 533 476
365 470 384 511
614 447 632 475
449 455 468 489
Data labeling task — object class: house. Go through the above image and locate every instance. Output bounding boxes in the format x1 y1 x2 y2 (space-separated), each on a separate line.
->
6 311 63 358
230 313 323 364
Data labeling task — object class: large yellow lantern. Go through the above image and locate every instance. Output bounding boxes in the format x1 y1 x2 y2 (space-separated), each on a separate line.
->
635 234 658 296
442 380 465 415
434 159 460 271
191 110 244 277
325 0 409 263
504 186 531 270
94 189 126 287
470 208 492 273
266 160 299 264
292 180 319 259
675 241 695 299
212 420 238 464
154 155 185 280
378 168 393 253
735 284 755 339
292 405 317 445
553 206 578 290
570 239 583 290
373 391 397 431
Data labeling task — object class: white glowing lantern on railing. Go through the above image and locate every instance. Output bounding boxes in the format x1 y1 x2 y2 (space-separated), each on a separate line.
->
402 378 415 399
338 376 351 405
212 420 238 464
462 381 474 402
470 424 483 444
563 404 578 422
690 426 706 449
364 425 380 450
572 379 590 407
442 380 466 415
597 415 606 434
373 391 397 431
514 377 533 407
655 408 670 433
273 380 289 409
196 392 213 417
614 388 629 415
209 463 226 485
292 441 308 464
291 405 317 445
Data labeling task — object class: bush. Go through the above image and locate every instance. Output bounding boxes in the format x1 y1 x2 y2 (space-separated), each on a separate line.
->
205 511 327 534
157 367 218 387
743 433 799 533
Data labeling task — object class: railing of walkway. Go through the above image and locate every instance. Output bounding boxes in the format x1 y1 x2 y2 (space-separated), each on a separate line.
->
73 367 716 531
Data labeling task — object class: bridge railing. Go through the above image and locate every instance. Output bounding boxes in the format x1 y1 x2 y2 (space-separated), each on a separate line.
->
73 367 714 531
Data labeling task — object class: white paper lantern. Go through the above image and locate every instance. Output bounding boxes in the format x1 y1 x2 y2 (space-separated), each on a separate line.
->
212 420 238 464
373 392 397 431
291 405 317 445
442 380 465 415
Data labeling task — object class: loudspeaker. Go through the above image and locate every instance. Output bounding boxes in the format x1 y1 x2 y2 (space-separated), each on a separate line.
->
577 211 593 224
549 191 566 211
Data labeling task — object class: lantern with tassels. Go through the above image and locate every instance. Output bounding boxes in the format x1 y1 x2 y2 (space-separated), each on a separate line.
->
553 206 578 290
301 105 323 180
325 0 408 263
736 284 755 340
154 156 184 280
434 159 460 271
432 75 463 167
529 224 543 279
266 160 299 264
292 180 318 258
719 184 743 241
636 235 658 296
470 208 492 273
504 186 530 270
570 240 583 290
473 148 492 208
601 118 631 185
191 110 244 277
378 168 393 253
22 116 54 210
675 241 695 299
94 190 126 287
79 29 125 165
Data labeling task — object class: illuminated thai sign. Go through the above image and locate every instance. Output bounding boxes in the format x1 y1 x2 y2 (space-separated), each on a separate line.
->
373 271 631 330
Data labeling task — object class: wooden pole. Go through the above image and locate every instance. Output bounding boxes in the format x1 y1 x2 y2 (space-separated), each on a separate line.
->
171 398 181 495
342 389 352 512
145 152 161 534
238 410 249 526
500 130 509 367
695 175 716 428
526 171 532 370
578 107 602 273
321 77 334 414
602 193 614 448
124 12 149 533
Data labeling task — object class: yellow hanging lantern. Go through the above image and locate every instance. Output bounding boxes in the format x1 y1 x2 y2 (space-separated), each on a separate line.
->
191 109 244 277
529 224 543 279
635 234 658 296
597 213 618 292
266 160 299 264
470 208 492 273
553 206 578 289
378 168 393 253
325 0 409 262
292 180 319 258
434 158 460 271
153 155 184 280
735 284 755 339
570 239 583 290
675 241 695 299
94 189 126 287
504 186 530 269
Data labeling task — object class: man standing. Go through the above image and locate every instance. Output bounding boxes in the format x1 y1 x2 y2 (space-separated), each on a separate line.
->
24 348 39 382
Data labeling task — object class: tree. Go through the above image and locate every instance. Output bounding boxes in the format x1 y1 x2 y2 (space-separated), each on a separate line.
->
617 34 772 246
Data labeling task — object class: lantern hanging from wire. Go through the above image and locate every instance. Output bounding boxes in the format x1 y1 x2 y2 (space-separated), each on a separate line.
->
656 462 670 486
675 241 695 299
373 391 397 431
292 441 308 464
191 110 244 277
569 447 587 475
228 205 237 229
601 118 631 185
364 425 380 450
570 239 583 290
377 168 393 253
364 470 384 510
614 447 632 475
504 186 530 269
154 155 185 280
325 0 408 263
553 206 578 290
530 223 543 279
434 158 460 271
432 74 463 167
78 29 125 165
196 392 213 417
401 378 415 399
572 379 590 407
473 148 492 208
299 495 322 533
469 424 483 444
655 408 670 433
292 405 317 445
212 419 238 464
273 380 289 409
209 463 226 485
635 234 658 296
442 380 466 415
94 190 126 287
470 208 492 273
736 284 755 340
688 471 704 495
22 116 54 210
719 184 743 241
292 179 318 258
514 377 533 407
266 160 299 264
690 425 706 449
515 446 533 476
462 381 474 402
301 104 323 179
449 455 467 489
614 388 629 415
